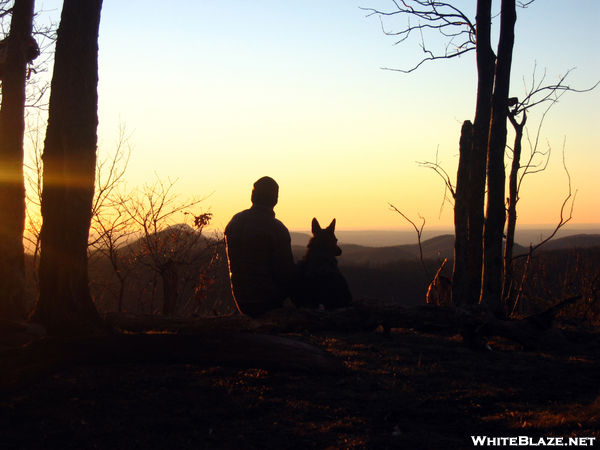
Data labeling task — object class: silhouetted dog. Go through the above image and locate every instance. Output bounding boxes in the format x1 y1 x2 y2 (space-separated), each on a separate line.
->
292 218 353 310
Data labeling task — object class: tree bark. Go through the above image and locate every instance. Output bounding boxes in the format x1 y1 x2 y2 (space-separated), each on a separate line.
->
452 120 473 306
467 0 496 306
481 0 516 316
503 112 526 309
30 0 111 336
0 0 35 320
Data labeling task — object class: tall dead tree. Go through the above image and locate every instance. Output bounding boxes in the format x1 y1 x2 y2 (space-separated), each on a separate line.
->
467 0 495 307
364 0 522 314
30 0 111 336
480 0 516 315
501 68 597 310
503 110 526 303
452 120 473 306
0 0 36 320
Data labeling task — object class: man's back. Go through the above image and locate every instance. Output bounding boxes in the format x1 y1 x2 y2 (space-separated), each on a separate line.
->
225 203 294 317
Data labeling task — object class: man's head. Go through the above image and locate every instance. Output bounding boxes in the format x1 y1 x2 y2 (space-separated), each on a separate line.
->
251 176 279 208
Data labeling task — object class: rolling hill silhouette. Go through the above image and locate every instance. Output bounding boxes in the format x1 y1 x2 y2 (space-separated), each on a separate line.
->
292 232 599 266
540 234 600 250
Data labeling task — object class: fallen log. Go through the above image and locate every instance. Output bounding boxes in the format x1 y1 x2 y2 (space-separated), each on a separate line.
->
102 301 470 335
102 296 585 352
522 295 582 330
1 296 585 388
0 319 46 350
260 297 589 352
102 312 260 334
472 295 585 351
0 331 344 388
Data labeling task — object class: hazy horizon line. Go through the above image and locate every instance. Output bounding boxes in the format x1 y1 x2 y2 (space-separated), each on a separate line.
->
289 223 600 233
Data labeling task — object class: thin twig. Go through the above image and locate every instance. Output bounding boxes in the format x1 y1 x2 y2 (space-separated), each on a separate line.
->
389 203 430 281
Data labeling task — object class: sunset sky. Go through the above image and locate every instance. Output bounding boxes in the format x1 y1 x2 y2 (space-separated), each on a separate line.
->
32 0 600 233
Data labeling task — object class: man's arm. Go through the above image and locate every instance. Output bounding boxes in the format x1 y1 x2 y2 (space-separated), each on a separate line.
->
270 226 295 286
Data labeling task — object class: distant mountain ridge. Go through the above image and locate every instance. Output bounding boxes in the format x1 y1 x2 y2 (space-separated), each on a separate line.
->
291 232 600 265
291 227 600 248
538 234 600 250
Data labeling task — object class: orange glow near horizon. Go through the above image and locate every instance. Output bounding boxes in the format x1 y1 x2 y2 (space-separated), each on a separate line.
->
20 0 600 240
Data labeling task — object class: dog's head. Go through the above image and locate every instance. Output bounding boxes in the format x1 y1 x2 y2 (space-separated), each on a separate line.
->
307 218 342 257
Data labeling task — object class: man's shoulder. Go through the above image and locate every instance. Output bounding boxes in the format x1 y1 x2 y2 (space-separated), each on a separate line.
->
268 216 291 242
229 208 252 221
225 209 250 233
225 206 280 228
271 216 289 231
225 207 289 238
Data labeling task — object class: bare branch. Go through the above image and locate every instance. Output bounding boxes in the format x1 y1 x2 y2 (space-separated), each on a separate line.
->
361 0 476 73
505 66 597 207
511 67 599 117
513 138 576 260
417 156 455 198
416 146 455 217
388 203 431 281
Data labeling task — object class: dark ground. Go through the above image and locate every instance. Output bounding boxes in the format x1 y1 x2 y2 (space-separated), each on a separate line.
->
1 327 599 450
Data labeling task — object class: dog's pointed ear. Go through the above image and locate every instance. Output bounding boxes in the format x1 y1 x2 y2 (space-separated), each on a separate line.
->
327 218 336 232
311 218 321 234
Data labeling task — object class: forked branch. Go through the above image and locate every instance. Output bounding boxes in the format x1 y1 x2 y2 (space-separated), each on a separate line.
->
388 203 431 281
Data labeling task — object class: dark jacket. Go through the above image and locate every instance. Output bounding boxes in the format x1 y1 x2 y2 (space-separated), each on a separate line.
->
224 205 295 316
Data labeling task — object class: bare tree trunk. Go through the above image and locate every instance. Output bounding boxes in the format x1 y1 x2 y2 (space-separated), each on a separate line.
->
0 0 35 320
452 120 473 306
116 268 128 314
161 261 179 316
467 0 495 306
31 0 111 336
481 0 516 316
503 112 526 309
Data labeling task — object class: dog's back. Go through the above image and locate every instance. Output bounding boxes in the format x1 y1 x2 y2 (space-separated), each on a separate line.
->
293 218 353 310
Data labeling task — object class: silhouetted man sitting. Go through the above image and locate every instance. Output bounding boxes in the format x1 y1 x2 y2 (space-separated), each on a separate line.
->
225 177 295 318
